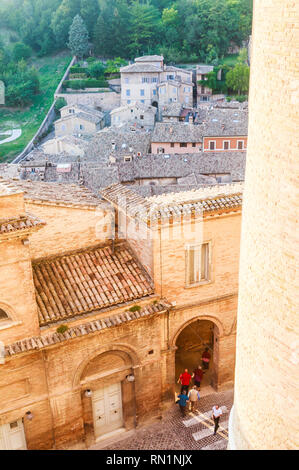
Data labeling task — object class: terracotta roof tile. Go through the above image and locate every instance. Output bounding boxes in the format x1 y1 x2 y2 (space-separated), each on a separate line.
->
1 179 101 208
33 242 154 326
0 213 46 236
5 300 170 357
101 183 243 223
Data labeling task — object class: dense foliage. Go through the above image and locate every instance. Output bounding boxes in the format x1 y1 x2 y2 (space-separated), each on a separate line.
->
198 49 250 96
67 14 89 59
0 39 40 107
0 0 253 61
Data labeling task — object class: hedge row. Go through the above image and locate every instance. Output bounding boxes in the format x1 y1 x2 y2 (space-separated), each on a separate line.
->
69 73 88 79
63 79 109 90
69 66 88 74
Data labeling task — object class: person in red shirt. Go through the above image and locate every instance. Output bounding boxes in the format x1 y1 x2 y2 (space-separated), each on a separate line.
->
202 348 211 370
177 368 192 394
192 365 203 389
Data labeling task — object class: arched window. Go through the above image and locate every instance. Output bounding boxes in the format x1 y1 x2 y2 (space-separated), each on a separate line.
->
0 309 9 320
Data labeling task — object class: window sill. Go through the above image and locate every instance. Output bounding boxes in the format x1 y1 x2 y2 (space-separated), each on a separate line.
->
0 320 22 331
185 280 212 289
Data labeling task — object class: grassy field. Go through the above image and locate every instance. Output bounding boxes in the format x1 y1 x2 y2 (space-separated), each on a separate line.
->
0 52 71 162
219 54 239 67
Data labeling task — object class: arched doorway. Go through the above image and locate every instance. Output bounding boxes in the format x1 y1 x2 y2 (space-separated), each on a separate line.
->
175 319 220 392
79 349 136 443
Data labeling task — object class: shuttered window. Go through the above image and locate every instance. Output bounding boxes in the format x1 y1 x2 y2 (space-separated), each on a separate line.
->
186 243 210 285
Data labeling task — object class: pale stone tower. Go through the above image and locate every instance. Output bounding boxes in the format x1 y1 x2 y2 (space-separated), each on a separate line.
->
228 1 299 450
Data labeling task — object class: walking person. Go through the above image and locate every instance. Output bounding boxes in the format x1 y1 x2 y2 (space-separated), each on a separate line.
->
212 404 223 435
188 386 200 412
177 368 192 394
177 390 189 417
192 365 203 389
202 348 211 370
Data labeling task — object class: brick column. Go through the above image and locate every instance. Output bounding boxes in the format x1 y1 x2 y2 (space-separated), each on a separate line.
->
228 0 299 450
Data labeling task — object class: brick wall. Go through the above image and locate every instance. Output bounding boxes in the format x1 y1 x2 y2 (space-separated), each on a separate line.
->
203 137 247 152
229 0 299 450
24 202 111 260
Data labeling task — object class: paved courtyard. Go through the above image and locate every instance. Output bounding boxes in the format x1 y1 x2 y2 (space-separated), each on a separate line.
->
90 388 233 451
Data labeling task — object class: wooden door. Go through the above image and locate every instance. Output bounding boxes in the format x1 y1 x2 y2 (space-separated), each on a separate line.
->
92 382 123 439
0 420 27 450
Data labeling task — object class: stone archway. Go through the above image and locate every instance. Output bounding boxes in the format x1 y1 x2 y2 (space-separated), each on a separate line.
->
78 347 137 445
174 318 221 392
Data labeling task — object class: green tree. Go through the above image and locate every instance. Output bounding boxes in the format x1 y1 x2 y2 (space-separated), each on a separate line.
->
80 0 99 36
67 14 89 59
88 61 105 79
12 42 32 62
129 1 161 57
226 63 250 95
51 0 81 50
94 0 131 58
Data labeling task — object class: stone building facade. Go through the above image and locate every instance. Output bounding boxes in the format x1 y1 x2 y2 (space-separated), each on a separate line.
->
120 56 193 108
0 178 242 449
228 0 299 450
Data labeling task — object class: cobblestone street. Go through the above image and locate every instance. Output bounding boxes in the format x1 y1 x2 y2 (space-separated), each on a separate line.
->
90 389 233 451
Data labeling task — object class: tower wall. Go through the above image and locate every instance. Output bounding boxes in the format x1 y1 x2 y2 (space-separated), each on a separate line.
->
229 1 299 450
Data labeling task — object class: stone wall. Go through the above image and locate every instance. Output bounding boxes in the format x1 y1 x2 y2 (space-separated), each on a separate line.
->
0 238 40 343
229 0 299 450
24 201 111 260
55 91 120 112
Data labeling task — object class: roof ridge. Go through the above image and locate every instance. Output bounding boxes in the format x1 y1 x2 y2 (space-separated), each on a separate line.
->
5 300 169 357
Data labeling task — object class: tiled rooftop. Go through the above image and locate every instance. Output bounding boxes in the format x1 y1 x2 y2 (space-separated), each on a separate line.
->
5 300 170 357
0 213 46 236
135 55 164 62
33 242 154 326
3 179 101 208
120 63 162 73
101 183 243 222
117 151 246 182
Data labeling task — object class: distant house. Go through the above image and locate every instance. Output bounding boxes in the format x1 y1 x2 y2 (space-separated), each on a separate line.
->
110 102 157 130
86 124 152 162
151 105 248 154
196 65 214 102
55 104 105 137
151 122 203 154
161 103 183 122
120 55 194 108
42 135 89 157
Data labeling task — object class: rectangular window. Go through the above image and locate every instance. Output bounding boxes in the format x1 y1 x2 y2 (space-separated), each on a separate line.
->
237 140 244 149
167 74 174 80
126 89 130 96
209 141 215 150
142 77 150 83
127 100 131 104
125 78 129 84
170 143 175 148
153 89 156 95
180 143 187 147
192 143 196 147
223 141 230 150
140 100 145 104
152 77 157 83
140 89 145 96
186 243 210 285
140 115 144 120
